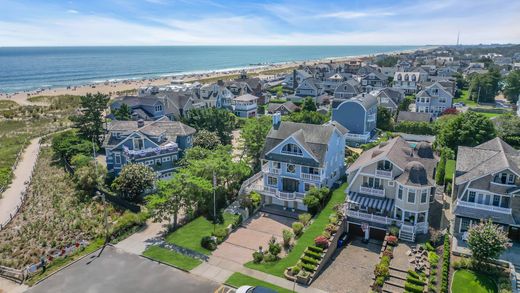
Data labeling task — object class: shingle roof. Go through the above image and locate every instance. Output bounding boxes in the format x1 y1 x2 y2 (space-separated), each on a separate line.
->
397 111 432 123
454 204 516 225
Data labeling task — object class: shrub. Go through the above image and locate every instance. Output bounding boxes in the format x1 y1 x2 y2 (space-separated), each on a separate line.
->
325 223 338 234
328 213 338 224
290 266 300 276
264 253 278 262
282 229 293 248
452 257 473 270
321 231 331 239
386 235 398 246
301 262 316 272
307 246 324 253
407 276 426 286
298 213 312 226
440 234 451 293
304 250 322 260
382 249 393 258
425 242 435 252
201 236 217 251
428 251 440 268
300 256 319 266
292 222 304 237
375 276 386 287
405 281 424 293
268 237 282 257
232 214 243 229
212 228 228 244
374 263 389 279
252 251 264 263
314 236 329 249
388 225 399 236
407 269 421 279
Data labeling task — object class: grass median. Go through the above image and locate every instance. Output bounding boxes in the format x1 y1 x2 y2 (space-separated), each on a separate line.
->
225 272 293 293
142 245 202 271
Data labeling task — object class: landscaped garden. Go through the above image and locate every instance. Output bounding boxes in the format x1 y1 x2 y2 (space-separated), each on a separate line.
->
225 272 293 293
244 183 347 277
142 245 202 271
452 270 498 293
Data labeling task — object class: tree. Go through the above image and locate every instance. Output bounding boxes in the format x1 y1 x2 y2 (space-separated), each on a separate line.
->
435 111 496 151
398 96 414 111
113 103 132 120
301 97 317 112
503 70 520 103
74 161 107 196
468 68 501 103
69 92 110 145
241 116 272 170
303 187 329 214
376 106 394 131
375 55 398 67
146 170 212 228
183 108 236 144
394 121 435 135
193 129 221 149
51 129 98 162
453 72 468 90
112 163 156 202
288 111 328 125
494 113 520 147
467 219 509 263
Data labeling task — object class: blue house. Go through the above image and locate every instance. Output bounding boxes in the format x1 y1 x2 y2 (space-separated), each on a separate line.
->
242 114 348 211
332 93 378 145
110 96 167 121
103 117 196 179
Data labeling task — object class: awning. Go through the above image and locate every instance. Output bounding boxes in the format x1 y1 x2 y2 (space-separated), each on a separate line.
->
348 192 394 212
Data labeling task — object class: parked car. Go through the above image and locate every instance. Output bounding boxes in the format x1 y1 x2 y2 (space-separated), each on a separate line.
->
236 286 277 293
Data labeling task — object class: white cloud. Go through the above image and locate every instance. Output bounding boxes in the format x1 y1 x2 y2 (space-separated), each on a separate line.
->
67 9 79 14
319 11 395 19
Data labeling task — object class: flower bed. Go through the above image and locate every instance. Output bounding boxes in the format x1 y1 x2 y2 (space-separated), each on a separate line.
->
372 234 398 290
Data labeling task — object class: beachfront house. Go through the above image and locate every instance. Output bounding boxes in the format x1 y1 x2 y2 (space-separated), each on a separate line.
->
241 114 348 211
199 80 234 109
103 117 196 179
345 137 438 241
332 93 378 145
110 96 167 121
451 138 520 242
415 82 454 116
232 94 258 118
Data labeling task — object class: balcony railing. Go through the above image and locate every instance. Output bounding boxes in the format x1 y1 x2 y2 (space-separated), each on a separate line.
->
262 164 281 175
360 186 385 197
345 133 371 139
301 173 321 181
250 185 305 201
375 169 392 178
346 210 398 225
455 199 512 214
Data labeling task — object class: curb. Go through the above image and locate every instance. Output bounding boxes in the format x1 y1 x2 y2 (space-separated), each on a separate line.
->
139 254 191 273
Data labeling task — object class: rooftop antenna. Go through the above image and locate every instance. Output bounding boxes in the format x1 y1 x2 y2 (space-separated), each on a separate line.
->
456 31 460 46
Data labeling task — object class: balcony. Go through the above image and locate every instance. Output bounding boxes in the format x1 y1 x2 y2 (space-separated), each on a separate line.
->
375 169 392 178
262 164 281 175
301 173 321 181
258 185 305 201
122 143 178 159
455 199 512 214
346 209 398 225
360 186 385 197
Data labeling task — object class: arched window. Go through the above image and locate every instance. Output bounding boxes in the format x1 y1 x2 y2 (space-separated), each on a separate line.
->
282 143 303 156
404 74 409 81
411 74 417 82
397 74 402 81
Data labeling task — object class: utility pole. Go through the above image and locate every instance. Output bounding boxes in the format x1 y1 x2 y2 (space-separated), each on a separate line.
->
213 171 217 233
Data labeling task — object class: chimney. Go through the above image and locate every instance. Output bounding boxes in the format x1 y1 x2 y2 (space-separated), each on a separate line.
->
272 112 281 129
137 119 145 128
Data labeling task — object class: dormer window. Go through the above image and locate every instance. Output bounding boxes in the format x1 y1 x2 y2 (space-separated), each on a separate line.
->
155 104 163 112
282 143 303 156
495 172 515 185
377 160 392 171
133 137 145 150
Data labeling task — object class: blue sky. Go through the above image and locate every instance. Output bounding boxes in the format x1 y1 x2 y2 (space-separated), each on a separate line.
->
1 0 519 46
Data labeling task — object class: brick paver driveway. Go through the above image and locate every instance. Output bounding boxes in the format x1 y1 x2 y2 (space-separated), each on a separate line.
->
312 238 382 293
212 212 294 264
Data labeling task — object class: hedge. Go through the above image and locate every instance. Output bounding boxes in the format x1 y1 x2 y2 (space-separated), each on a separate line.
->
440 234 451 293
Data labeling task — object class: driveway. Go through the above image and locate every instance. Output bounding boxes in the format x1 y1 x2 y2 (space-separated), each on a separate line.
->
211 212 294 264
312 238 382 293
28 245 219 293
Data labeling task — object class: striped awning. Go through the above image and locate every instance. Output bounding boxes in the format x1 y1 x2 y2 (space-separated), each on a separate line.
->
348 192 394 212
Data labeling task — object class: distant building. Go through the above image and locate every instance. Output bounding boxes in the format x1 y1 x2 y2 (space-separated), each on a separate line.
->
232 94 258 118
393 72 424 94
333 80 362 100
376 88 405 113
415 82 454 116
103 117 195 178
332 93 378 145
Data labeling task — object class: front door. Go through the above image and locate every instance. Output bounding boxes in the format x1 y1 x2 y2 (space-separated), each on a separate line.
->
282 178 299 192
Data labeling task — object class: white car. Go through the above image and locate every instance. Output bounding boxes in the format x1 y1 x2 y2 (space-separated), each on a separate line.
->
236 286 278 293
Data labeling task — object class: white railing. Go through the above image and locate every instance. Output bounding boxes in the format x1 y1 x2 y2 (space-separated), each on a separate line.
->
239 171 264 195
456 199 512 214
262 164 281 175
248 185 305 201
301 173 321 181
346 210 397 225
360 186 385 197
345 132 371 139
375 169 392 178
415 222 429 234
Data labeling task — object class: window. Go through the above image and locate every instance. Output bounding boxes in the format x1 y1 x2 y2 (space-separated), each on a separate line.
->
493 195 501 207
418 212 426 223
377 160 392 171
501 197 510 208
155 158 162 165
304 183 315 192
114 153 121 164
408 189 416 203
267 176 278 186
286 164 296 173
508 174 515 184
133 138 144 150
282 144 303 156
439 97 447 103
468 191 476 203
421 189 428 203
155 104 163 112
171 155 178 161
398 185 403 200
273 162 281 169
388 181 395 187
460 218 474 233
395 207 403 220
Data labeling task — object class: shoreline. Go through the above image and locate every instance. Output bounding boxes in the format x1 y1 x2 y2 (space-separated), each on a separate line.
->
0 46 433 105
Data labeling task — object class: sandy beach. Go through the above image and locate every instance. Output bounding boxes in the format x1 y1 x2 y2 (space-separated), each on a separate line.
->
0 47 426 106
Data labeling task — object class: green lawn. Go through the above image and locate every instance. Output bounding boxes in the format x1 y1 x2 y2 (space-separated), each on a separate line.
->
165 212 238 255
244 183 348 276
142 245 202 271
454 89 478 107
225 272 294 293
445 160 456 181
452 270 497 293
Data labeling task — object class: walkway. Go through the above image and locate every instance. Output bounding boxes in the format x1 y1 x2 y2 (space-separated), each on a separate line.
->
115 220 167 255
0 137 40 229
191 255 327 293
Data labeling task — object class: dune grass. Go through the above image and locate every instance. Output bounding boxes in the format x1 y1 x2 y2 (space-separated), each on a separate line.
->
143 245 202 271
244 183 347 277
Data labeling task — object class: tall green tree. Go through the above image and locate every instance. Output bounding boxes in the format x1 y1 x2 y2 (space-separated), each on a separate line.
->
288 111 328 125
241 116 272 170
494 113 520 148
147 170 212 228
435 111 496 152
193 129 221 150
303 187 330 215
183 108 236 144
112 163 156 202
398 96 414 111
51 129 98 161
113 103 132 120
467 219 509 263
70 92 110 145
503 70 520 103
301 97 317 112
376 106 394 131
468 68 501 103
74 161 107 196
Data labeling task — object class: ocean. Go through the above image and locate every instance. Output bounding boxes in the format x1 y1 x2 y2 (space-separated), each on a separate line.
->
0 46 421 93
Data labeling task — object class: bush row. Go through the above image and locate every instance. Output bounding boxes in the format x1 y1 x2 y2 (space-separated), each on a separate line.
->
440 234 451 293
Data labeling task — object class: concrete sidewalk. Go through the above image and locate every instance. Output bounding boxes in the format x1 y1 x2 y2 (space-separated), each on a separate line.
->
191 255 327 293
115 220 167 254
0 137 40 228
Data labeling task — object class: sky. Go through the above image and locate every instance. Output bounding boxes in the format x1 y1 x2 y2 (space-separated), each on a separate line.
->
0 0 519 46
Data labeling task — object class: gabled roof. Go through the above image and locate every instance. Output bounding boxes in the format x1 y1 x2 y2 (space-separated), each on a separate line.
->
455 137 520 184
261 121 346 167
397 111 432 123
267 101 299 114
377 88 404 106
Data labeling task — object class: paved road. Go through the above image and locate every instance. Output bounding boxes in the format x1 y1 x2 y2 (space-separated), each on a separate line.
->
28 246 219 293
